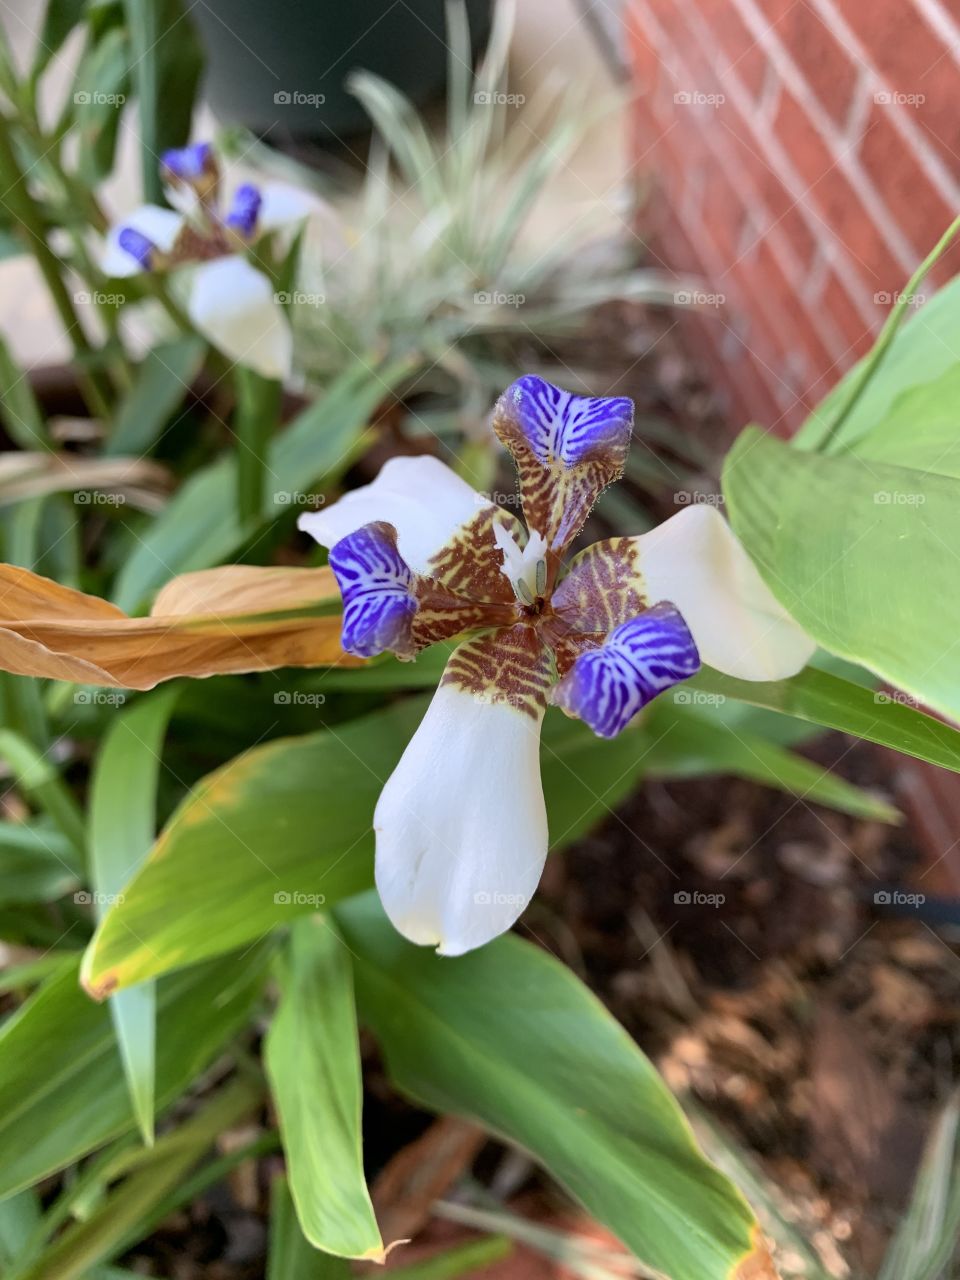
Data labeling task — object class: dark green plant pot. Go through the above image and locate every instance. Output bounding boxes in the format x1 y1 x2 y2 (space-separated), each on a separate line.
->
190 0 493 141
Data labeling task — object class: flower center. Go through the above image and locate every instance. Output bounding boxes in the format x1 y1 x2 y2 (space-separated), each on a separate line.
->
493 524 548 607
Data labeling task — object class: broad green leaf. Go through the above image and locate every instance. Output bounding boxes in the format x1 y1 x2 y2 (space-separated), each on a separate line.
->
690 666 960 773
114 358 413 612
13 1078 260 1280
796 274 960 452
81 699 422 994
89 688 179 1144
82 695 669 994
842 362 960 477
0 336 48 451
0 945 269 1199
268 1175 350 1280
723 428 960 725
336 892 775 1280
265 917 383 1260
644 700 898 822
106 338 206 457
0 821 77 904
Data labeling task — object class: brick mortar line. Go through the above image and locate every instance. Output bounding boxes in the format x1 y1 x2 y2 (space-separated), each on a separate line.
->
908 0 960 76
798 0 960 212
727 0 927 273
631 1 876 352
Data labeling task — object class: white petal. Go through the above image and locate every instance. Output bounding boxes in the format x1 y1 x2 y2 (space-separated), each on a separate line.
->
187 256 292 380
101 204 183 277
257 181 328 233
374 684 548 956
636 504 815 680
298 456 485 574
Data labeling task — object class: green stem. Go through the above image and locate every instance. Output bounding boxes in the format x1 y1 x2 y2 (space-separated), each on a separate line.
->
816 212 960 453
234 366 281 530
0 115 112 419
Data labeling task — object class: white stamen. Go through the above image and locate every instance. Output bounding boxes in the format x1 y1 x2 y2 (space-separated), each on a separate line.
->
493 523 548 605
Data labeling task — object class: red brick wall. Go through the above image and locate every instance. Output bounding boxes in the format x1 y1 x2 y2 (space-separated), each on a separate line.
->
626 0 960 434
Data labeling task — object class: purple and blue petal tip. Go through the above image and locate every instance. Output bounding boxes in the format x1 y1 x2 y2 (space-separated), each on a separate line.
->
116 226 156 269
224 183 262 237
501 374 634 467
328 522 418 659
553 603 700 738
160 142 214 181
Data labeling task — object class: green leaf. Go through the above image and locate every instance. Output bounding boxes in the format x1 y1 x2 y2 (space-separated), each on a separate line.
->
690 666 960 773
81 699 423 994
81 692 674 995
644 699 899 822
876 1089 960 1280
33 0 87 75
268 1175 351 1280
796 269 960 452
841 361 960 477
0 729 85 871
121 0 202 204
0 821 77 904
265 917 383 1260
114 357 413 612
723 427 960 725
89 688 179 1145
335 892 773 1280
0 1192 41 1270
72 27 130 184
0 945 270 1199
0 335 49 450
106 337 206 457
388 1237 512 1280
13 1078 261 1280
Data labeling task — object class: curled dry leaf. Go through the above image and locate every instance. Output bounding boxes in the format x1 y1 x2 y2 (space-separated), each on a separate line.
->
0 562 357 690
0 452 171 513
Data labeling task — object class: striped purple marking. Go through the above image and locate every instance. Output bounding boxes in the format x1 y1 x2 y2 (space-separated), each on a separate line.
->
328 522 417 659
225 183 262 237
552 603 700 738
503 375 633 467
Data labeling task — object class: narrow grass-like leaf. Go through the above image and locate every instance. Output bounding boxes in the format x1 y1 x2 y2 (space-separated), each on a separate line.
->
106 337 206 457
89 687 180 1144
268 1175 351 1280
265 917 383 1259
